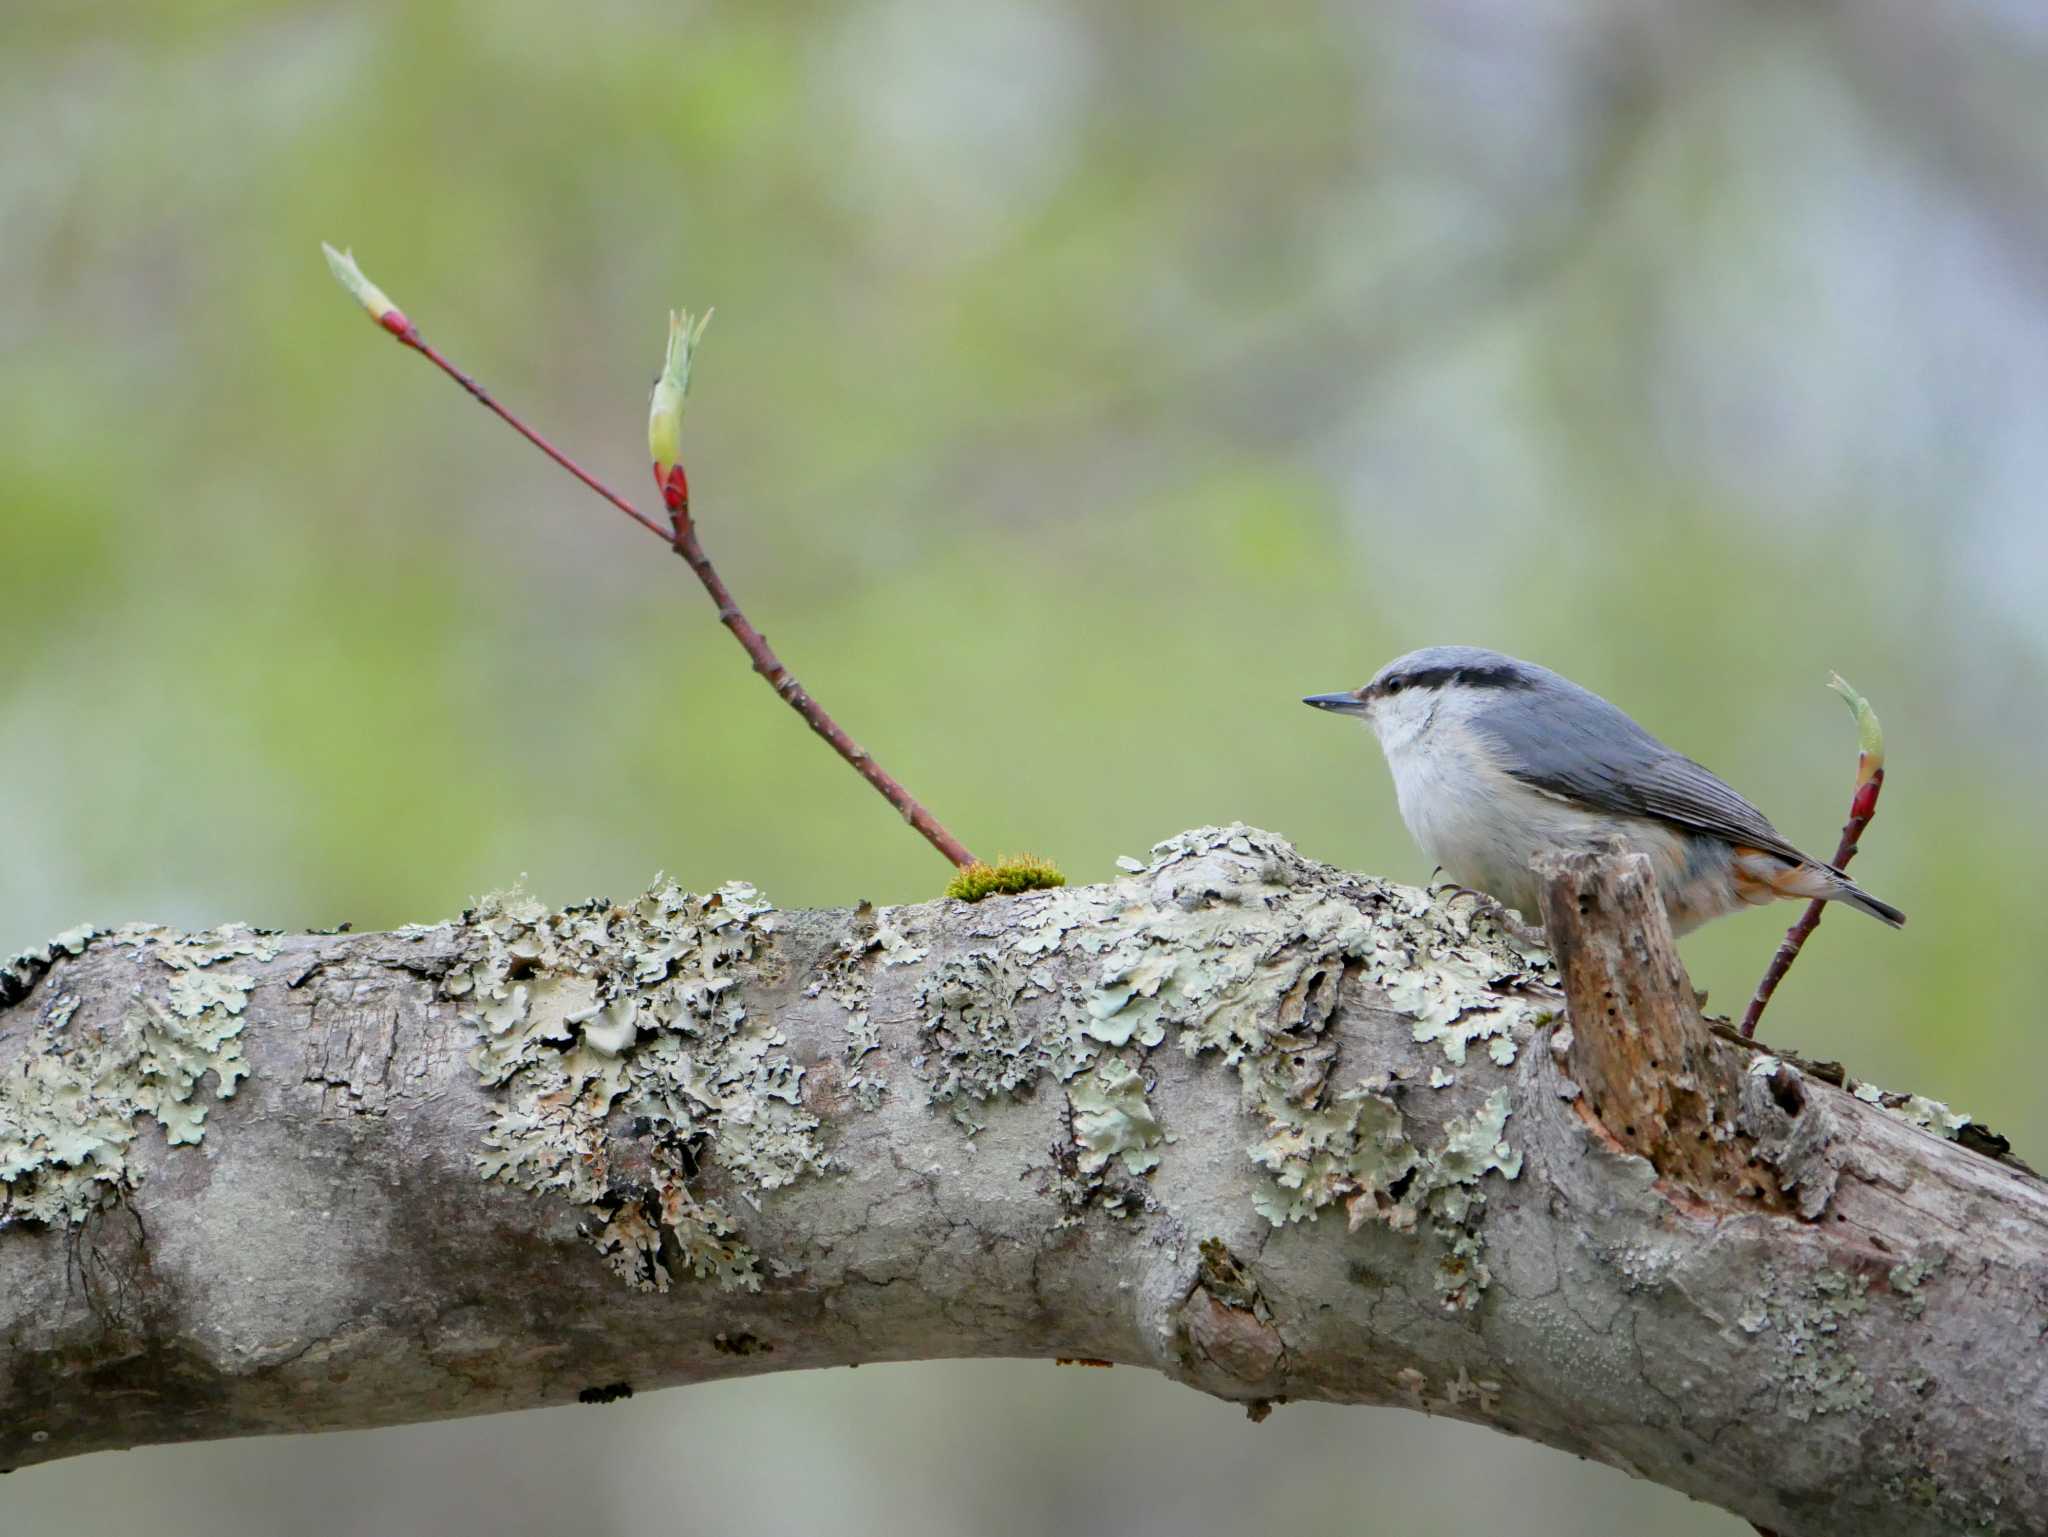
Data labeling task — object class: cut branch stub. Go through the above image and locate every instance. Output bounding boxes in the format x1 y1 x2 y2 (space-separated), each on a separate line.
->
1535 845 1786 1208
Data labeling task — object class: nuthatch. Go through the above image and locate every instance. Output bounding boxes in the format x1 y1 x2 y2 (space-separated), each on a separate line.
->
1305 646 1906 937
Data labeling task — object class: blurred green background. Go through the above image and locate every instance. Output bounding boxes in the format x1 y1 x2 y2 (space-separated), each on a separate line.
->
6 1 2047 1532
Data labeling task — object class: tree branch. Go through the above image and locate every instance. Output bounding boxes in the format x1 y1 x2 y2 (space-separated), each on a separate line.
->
1 829 2040 1537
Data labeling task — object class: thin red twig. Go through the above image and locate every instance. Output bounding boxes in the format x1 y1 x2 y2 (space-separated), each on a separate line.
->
378 314 979 870
671 520 977 869
392 325 672 542
1739 769 1884 1039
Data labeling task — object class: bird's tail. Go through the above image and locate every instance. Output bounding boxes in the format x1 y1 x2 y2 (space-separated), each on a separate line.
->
1810 868 1900 926
1749 852 1907 927
1823 871 1907 928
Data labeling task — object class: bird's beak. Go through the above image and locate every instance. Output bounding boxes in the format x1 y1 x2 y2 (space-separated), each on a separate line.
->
1303 690 1369 716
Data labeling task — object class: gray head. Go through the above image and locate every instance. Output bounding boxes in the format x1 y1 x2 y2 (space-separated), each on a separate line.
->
1304 646 1558 747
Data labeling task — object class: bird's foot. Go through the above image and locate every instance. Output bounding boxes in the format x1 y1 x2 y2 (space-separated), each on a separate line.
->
1432 879 1551 952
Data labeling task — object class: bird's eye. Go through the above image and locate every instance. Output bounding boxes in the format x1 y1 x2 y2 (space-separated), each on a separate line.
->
1384 678 1403 695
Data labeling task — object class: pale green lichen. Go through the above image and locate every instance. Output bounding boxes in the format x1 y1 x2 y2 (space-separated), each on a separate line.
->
52 923 97 953
1421 1089 1525 1309
1098 828 1544 1080
0 923 275 1225
1104 829 1532 1295
1081 950 1177 1049
1249 1079 1415 1226
1433 1087 1525 1188
167 966 257 1022
1398 968 1524 1067
1853 1079 1971 1139
875 918 928 969
914 948 1049 1132
914 825 1541 1277
1743 1266 1875 1420
1247 1078 1522 1309
1887 1249 1946 1320
1056 824 1531 1030
841 1019 884 1111
0 923 100 1007
448 878 828 1293
809 905 925 1113
1876 1463 2014 1534
1069 1058 1166 1177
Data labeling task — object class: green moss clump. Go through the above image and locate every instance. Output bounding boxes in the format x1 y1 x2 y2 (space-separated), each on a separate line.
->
945 855 1067 903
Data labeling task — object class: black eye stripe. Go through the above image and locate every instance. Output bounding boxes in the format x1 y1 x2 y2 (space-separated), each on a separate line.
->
1382 663 1535 694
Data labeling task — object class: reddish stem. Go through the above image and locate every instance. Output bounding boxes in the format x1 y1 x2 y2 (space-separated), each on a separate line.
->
671 519 977 869
1738 766 1884 1039
394 327 675 543
383 322 979 870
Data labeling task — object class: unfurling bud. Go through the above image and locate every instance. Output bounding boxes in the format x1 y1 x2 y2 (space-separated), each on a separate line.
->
649 307 713 517
321 243 411 337
1827 672 1885 807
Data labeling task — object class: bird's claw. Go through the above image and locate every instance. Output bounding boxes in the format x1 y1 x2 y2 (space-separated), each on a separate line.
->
1431 878 1550 952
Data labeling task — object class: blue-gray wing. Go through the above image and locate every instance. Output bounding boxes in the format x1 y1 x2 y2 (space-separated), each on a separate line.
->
1471 685 1816 866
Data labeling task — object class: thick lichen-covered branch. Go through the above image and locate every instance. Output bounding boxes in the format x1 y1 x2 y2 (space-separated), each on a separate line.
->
1 830 2042 1537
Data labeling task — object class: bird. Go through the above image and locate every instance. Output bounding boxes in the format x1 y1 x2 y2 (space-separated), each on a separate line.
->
1304 645 1905 938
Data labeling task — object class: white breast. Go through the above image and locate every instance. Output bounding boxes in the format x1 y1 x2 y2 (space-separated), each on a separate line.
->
1372 706 1692 923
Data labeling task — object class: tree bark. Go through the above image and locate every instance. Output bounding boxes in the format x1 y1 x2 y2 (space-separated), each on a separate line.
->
0 827 2039 1537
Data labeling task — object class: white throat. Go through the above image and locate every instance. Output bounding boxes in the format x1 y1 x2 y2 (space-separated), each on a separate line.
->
1367 685 1451 759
